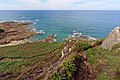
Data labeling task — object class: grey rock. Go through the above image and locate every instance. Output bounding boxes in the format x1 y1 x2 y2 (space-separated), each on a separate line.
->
101 27 120 50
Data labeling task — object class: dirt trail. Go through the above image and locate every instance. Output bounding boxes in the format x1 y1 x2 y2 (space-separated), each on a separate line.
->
74 52 98 80
0 40 101 80
16 40 72 80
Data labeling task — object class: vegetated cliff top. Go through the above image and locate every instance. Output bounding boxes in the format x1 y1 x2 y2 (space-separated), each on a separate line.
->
0 27 120 80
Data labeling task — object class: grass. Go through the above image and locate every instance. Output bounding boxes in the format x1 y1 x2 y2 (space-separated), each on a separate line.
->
50 53 79 80
76 40 92 52
0 39 120 80
0 42 63 72
86 43 120 80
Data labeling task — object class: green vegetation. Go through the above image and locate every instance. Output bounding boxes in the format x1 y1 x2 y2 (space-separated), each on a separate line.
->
86 43 120 80
50 39 120 80
51 61 76 80
76 41 92 52
0 28 5 33
50 53 79 80
0 38 120 80
0 42 63 72
94 38 105 46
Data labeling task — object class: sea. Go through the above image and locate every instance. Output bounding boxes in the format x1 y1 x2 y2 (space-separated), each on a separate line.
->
0 10 120 41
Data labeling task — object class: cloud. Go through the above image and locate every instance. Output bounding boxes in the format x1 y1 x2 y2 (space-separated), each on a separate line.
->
18 0 41 5
72 0 120 10
40 0 48 3
0 0 120 10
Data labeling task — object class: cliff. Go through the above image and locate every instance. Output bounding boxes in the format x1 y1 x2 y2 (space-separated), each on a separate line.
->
0 26 120 80
101 27 120 50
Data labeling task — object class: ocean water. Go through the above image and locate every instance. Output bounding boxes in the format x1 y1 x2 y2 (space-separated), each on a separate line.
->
0 10 120 41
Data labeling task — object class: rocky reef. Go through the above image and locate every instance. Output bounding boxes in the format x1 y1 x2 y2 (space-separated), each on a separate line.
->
101 27 120 50
41 34 57 43
69 32 97 41
0 22 40 45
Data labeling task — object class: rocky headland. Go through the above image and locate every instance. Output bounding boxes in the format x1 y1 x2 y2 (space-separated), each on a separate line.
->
0 23 120 80
0 22 40 46
101 27 120 50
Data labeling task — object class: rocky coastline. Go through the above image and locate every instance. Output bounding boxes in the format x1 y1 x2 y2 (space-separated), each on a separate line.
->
0 21 41 46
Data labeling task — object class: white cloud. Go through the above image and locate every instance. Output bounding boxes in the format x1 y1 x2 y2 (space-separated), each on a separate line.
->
0 0 120 10
19 0 41 4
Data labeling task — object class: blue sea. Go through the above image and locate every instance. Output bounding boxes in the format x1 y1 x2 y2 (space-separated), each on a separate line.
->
0 10 120 41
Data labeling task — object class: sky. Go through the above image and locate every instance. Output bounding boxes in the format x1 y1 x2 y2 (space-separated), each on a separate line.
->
0 0 120 10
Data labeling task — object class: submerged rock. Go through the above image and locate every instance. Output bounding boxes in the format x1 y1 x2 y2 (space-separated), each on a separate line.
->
101 27 120 50
69 32 97 40
41 34 57 43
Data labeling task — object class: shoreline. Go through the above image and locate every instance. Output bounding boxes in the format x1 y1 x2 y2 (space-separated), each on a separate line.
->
0 21 41 47
0 39 30 47
0 21 97 47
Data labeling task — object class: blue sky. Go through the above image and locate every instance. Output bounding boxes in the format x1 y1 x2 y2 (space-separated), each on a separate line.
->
0 0 120 10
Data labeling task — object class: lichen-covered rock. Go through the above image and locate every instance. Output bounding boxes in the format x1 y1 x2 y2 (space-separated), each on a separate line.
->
101 27 120 50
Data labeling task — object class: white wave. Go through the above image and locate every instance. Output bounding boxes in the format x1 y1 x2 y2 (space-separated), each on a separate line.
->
33 22 36 25
21 17 25 19
39 30 45 34
68 31 97 40
35 19 39 22
88 36 97 40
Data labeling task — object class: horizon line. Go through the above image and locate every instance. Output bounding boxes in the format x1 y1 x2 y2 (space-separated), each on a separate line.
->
0 9 119 11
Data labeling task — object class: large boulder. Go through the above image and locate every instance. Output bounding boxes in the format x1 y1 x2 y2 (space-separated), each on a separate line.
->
101 27 120 50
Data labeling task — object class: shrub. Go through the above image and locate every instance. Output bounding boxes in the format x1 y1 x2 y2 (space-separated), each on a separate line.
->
51 71 63 80
94 38 105 46
76 41 92 52
0 28 5 33
51 61 76 80
50 53 79 80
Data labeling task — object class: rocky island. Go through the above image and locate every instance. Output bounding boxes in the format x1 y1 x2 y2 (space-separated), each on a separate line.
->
0 22 40 46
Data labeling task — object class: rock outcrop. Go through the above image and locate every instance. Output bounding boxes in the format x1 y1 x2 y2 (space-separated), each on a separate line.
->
41 34 57 43
101 27 120 50
0 22 39 45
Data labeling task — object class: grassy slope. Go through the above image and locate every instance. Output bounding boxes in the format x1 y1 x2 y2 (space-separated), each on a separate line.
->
0 42 63 72
86 42 120 80
0 39 120 80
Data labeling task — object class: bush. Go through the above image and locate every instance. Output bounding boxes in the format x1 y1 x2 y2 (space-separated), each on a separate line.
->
50 61 76 80
50 53 79 80
51 71 63 80
76 41 92 52
0 28 5 33
94 38 105 46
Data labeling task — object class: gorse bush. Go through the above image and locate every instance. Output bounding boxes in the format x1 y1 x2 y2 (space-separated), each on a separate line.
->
51 61 76 80
50 53 79 80
63 61 76 79
94 38 105 46
0 28 5 33
76 41 92 52
51 71 63 80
